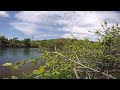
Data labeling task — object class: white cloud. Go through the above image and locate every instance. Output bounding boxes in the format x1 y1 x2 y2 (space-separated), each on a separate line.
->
0 11 9 17
10 22 38 35
10 11 120 41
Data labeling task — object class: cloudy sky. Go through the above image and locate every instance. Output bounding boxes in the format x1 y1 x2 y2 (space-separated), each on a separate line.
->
0 11 120 41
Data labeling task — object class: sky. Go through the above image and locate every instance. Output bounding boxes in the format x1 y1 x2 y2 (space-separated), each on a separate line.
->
0 11 120 41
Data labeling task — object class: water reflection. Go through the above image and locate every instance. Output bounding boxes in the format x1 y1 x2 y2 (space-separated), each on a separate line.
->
23 48 29 56
0 48 41 78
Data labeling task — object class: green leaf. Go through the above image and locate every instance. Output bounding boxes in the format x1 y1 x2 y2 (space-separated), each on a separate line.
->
12 76 18 79
33 66 44 75
2 63 13 67
52 71 60 75
33 70 40 75
46 63 50 67
51 60 56 64
44 73 50 77
43 66 47 68
38 66 44 74
12 65 19 70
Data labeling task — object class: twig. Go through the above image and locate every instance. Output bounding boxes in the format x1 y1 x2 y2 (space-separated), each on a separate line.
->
73 67 79 79
22 72 28 77
86 71 91 79
53 52 116 79
34 74 43 79
106 70 109 79
74 52 81 63
55 44 57 52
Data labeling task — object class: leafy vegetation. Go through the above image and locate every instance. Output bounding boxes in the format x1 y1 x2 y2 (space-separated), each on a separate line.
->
2 22 120 79
0 36 35 48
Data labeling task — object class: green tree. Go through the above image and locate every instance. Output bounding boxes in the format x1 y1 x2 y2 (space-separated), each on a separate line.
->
0 36 9 47
23 38 31 47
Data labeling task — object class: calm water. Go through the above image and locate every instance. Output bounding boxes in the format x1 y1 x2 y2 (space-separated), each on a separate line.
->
0 48 42 78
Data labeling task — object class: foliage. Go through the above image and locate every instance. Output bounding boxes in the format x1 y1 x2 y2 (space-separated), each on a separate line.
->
23 38 31 47
12 76 18 79
33 66 44 75
0 36 32 48
2 63 13 67
2 22 120 79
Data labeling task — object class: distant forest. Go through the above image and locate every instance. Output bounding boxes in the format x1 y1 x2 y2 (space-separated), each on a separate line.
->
0 35 83 49
0 36 33 48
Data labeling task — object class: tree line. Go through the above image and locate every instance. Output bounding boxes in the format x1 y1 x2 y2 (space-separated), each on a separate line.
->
0 36 71 48
0 36 32 48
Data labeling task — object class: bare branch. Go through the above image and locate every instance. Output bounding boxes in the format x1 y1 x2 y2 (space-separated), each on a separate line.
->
53 52 116 79
74 67 80 79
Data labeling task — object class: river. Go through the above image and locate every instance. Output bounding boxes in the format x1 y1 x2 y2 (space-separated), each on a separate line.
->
0 48 42 78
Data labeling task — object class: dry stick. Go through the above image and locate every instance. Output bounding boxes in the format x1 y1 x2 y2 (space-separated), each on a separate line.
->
55 44 57 52
17 68 28 77
106 70 109 79
74 52 91 79
74 67 79 79
53 52 116 79
74 52 81 63
86 72 91 79
34 69 51 79
34 74 43 79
